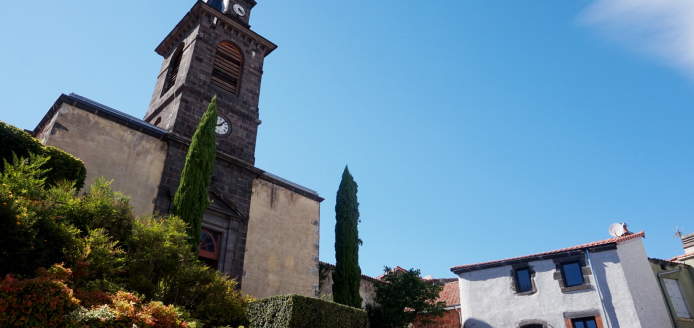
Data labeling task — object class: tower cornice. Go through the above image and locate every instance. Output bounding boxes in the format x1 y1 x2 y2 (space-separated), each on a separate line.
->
155 1 277 58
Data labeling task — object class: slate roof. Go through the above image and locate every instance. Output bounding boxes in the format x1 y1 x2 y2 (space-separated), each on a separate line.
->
33 93 324 201
451 231 646 274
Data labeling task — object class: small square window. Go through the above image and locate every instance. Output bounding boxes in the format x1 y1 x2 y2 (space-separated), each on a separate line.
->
515 268 533 293
571 317 597 328
561 261 584 287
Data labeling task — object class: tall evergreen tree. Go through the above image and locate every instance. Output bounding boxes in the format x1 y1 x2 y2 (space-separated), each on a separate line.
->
332 166 363 308
172 96 218 253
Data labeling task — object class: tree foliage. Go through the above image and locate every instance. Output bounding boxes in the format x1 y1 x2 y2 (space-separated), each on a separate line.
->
172 96 218 252
0 120 87 191
332 166 363 308
366 267 446 328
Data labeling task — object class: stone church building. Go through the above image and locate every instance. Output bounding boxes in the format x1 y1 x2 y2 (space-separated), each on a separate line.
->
31 0 323 299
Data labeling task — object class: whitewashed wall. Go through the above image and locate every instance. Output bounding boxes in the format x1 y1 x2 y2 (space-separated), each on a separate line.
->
615 238 671 327
457 238 671 328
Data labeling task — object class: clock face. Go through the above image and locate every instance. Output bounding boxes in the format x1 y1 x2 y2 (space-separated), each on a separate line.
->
233 4 246 16
216 116 230 136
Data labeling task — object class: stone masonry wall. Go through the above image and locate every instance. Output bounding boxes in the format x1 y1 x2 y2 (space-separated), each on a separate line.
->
153 139 259 282
145 7 270 165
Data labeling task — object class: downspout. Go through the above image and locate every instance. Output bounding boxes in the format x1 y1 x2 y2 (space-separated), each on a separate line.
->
453 305 462 328
586 249 612 328
657 268 682 328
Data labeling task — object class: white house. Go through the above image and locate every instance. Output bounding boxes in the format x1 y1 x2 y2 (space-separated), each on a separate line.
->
450 231 672 328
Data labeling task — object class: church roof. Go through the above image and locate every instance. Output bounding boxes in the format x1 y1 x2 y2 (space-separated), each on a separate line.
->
34 93 324 202
34 93 167 139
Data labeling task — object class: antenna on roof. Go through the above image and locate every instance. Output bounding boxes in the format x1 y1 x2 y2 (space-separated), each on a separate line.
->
609 223 628 237
674 226 683 239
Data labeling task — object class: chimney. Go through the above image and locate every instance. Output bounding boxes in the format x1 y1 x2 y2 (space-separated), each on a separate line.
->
683 232 694 255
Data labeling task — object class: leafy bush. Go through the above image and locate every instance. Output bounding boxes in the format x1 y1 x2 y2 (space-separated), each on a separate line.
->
67 291 192 328
247 294 369 328
0 155 250 326
43 145 87 191
0 263 191 328
0 155 83 277
0 264 80 328
56 177 135 247
0 120 87 191
128 215 253 327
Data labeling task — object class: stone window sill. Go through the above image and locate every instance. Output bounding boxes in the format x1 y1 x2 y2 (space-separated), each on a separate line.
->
560 283 592 293
514 290 538 296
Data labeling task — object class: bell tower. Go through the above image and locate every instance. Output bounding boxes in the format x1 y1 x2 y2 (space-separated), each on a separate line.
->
144 0 276 164
146 0 277 282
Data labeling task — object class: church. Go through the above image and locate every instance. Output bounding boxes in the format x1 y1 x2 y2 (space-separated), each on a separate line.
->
31 0 323 299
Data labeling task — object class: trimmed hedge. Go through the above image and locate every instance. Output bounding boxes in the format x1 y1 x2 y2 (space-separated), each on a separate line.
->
247 294 369 328
0 121 87 190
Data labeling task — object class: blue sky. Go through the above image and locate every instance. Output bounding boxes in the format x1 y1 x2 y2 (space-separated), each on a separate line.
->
1 0 693 279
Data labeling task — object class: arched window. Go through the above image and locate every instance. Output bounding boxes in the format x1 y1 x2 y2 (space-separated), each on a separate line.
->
199 228 221 269
211 42 242 95
162 43 184 95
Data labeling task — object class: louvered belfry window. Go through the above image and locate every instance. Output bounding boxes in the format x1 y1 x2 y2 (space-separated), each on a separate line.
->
211 42 242 95
163 44 184 95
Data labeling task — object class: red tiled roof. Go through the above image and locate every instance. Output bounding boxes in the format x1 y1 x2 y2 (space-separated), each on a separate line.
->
450 231 646 274
375 266 408 280
320 261 379 283
437 280 460 307
670 253 694 262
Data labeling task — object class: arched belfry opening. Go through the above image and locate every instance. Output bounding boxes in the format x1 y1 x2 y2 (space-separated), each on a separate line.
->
211 42 243 95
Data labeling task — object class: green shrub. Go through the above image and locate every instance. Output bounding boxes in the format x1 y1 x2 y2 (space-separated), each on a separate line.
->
247 294 369 328
0 156 249 326
55 177 135 246
128 215 252 327
0 121 43 163
0 120 87 191
43 146 87 191
0 155 83 277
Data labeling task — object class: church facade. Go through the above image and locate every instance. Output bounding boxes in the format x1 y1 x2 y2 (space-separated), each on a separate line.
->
32 0 323 299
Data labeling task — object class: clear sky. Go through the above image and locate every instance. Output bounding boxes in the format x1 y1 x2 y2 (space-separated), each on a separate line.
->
1 0 693 279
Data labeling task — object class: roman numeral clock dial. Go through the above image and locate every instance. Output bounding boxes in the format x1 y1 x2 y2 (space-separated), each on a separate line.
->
216 116 230 136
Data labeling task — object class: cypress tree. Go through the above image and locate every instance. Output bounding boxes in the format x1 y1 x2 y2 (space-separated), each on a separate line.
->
332 166 363 308
172 96 218 253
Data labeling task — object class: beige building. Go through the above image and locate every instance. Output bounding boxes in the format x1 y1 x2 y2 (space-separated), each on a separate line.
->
32 0 323 299
318 261 378 308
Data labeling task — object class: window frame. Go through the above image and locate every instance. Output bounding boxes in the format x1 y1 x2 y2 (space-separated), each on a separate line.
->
570 317 598 328
552 254 592 292
560 261 585 287
511 264 537 295
515 267 533 293
199 228 221 262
